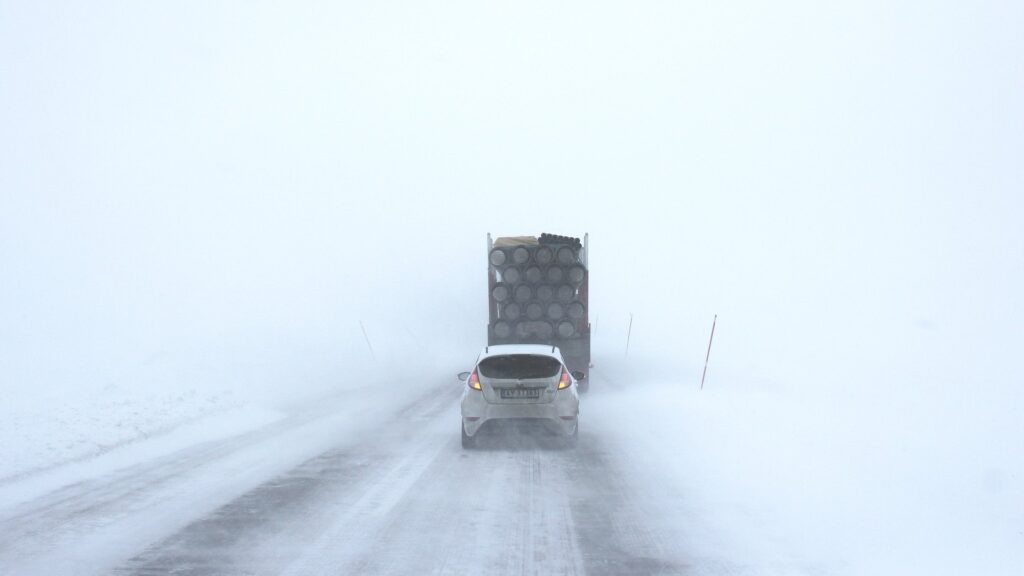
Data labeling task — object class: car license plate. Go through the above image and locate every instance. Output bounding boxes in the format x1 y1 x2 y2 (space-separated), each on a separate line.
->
500 388 542 399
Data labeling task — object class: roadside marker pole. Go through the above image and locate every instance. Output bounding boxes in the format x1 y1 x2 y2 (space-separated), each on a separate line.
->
700 314 717 390
359 320 376 361
625 313 633 357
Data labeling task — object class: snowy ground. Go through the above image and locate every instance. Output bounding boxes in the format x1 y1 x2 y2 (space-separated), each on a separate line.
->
589 358 1024 576
0 353 1020 575
0 385 278 482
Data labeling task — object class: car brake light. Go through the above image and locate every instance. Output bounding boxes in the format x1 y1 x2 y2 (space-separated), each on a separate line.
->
468 370 482 391
557 368 571 390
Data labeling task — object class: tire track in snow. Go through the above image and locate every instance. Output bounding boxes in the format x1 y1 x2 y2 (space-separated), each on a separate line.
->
0 384 454 576
111 383 461 576
5 363 717 575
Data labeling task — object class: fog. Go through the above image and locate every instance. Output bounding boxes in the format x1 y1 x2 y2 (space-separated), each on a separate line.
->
2 1 1022 573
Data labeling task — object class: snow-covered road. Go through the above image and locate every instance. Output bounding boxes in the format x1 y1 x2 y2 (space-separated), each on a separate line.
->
0 372 697 576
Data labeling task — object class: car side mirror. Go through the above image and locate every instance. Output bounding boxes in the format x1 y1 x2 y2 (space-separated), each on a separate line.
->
457 371 471 381
571 370 585 381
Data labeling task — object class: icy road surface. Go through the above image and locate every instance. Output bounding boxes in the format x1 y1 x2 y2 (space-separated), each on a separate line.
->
0 373 708 576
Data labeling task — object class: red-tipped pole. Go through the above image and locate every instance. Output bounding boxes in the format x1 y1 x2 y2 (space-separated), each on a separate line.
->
700 314 717 390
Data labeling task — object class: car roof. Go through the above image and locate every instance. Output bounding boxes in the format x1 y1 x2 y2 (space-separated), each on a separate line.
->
478 344 563 360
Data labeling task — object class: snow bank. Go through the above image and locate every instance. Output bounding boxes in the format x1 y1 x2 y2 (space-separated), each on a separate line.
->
0 315 470 491
0 385 280 482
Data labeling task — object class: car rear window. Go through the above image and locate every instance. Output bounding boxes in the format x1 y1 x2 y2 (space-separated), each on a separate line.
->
478 355 562 380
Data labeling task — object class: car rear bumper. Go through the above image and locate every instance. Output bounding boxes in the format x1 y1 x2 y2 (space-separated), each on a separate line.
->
461 390 578 436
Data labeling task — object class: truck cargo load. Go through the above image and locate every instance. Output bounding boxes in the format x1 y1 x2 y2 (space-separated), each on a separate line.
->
486 233 591 391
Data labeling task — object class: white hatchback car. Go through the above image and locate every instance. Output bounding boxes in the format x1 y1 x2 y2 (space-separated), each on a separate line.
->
458 344 582 449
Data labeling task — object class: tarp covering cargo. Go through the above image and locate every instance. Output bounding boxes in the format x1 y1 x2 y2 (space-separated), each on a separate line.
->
493 236 539 247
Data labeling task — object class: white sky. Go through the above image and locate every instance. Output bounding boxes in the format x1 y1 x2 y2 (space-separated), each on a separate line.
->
1 1 1022 396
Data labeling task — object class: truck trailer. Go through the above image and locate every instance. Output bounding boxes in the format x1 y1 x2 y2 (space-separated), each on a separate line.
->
486 233 591 391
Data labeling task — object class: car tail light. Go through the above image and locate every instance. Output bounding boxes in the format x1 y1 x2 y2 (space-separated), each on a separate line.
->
468 370 482 391
557 368 572 390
